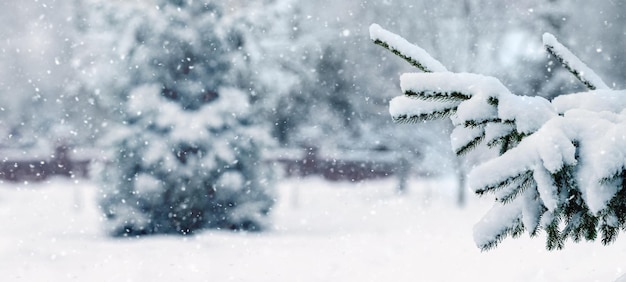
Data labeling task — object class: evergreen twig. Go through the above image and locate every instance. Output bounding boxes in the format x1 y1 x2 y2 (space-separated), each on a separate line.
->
455 134 485 156
543 33 610 90
373 40 434 73
370 24 448 73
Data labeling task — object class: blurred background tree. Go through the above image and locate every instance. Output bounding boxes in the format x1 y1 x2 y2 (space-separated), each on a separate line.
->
74 0 279 236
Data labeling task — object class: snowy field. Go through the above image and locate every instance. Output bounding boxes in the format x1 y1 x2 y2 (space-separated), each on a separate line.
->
1 177 626 282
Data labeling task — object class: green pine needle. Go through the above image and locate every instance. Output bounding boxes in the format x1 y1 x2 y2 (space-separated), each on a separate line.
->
404 90 470 102
392 107 457 124
496 172 534 204
475 171 533 197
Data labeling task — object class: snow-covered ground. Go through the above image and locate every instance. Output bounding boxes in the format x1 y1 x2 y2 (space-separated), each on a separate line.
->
1 177 625 281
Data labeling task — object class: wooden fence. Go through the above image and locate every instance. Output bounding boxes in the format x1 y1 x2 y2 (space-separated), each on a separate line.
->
273 147 404 182
0 146 410 183
0 145 90 182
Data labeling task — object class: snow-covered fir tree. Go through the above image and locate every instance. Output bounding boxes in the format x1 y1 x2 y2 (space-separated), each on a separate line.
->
77 0 276 236
371 24 626 250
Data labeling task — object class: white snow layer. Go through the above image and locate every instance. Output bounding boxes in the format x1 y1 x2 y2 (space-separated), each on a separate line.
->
450 125 484 153
369 24 448 73
521 188 544 235
400 72 507 98
473 201 523 249
6 178 626 281
484 123 514 145
532 164 559 212
553 90 626 114
497 94 555 134
573 112 626 213
543 33 610 90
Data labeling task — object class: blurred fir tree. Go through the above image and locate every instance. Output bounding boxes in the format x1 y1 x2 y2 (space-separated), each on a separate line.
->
79 0 276 236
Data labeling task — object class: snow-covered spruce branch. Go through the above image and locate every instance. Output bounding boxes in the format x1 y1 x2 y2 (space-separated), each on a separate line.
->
395 71 551 156
369 24 448 73
543 33 610 90
371 23 626 250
